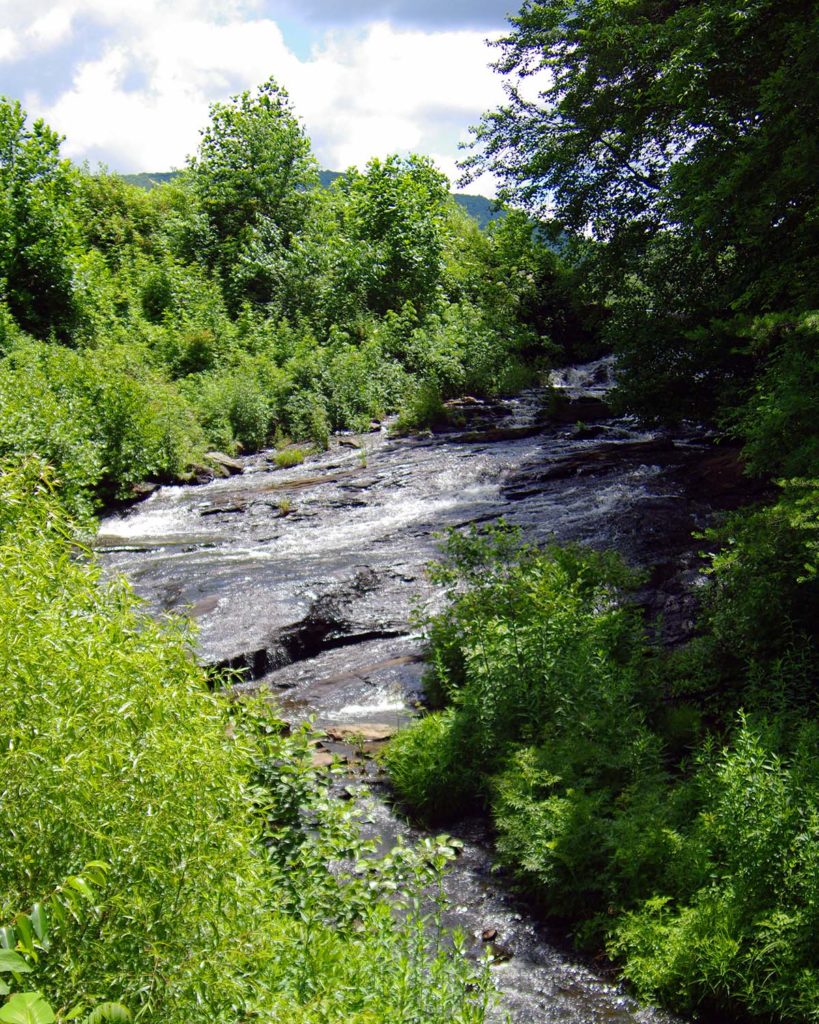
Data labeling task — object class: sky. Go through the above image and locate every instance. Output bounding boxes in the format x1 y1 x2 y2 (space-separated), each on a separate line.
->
0 0 518 194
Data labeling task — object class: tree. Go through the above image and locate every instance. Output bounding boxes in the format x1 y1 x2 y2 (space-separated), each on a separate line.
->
463 0 819 421
338 154 451 316
0 97 80 341
188 78 318 311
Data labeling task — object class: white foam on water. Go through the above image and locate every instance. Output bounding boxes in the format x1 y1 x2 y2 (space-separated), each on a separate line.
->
269 488 494 557
97 507 196 540
337 693 408 717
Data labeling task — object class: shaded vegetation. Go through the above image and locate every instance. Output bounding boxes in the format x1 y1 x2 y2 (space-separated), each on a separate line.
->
388 2 819 1018
386 517 819 1022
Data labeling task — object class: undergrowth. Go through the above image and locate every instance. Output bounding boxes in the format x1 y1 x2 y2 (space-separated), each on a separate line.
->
0 459 494 1024
385 518 819 1022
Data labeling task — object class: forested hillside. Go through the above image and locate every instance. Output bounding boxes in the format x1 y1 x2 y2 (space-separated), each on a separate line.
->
123 169 505 229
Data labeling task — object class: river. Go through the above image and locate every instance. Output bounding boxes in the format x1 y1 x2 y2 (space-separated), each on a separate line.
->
97 359 733 1023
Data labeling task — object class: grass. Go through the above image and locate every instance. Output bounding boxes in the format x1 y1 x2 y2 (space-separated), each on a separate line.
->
274 446 309 468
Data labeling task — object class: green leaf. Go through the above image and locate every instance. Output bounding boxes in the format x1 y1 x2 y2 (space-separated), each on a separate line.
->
0 929 14 952
48 904 66 931
13 916 34 955
0 979 9 996
0 992 56 1024
64 877 94 902
82 1004 131 1024
0 950 32 974
81 863 109 889
29 906 47 944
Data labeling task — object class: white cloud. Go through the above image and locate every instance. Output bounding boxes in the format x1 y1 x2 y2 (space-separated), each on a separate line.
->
11 3 504 192
275 23 505 185
39 12 299 169
0 27 18 61
27 7 75 48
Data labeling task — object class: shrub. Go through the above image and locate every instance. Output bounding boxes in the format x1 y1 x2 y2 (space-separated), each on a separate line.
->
702 481 819 669
611 719 819 1021
736 313 819 479
384 710 481 823
0 460 493 1024
0 341 102 516
274 447 308 468
84 352 203 493
283 390 331 449
386 519 819 1021
394 382 447 434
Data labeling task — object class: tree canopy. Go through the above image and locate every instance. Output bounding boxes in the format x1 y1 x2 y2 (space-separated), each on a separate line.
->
189 77 318 309
464 0 819 421
0 97 80 340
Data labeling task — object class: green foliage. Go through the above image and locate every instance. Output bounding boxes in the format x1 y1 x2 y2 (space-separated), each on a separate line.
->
387 516 819 1019
468 0 819 280
384 711 478 822
0 867 131 1024
736 313 819 479
389 525 648 813
466 0 819 440
337 155 450 317
0 338 204 508
394 383 448 435
701 482 819 672
0 97 80 340
0 90 581 510
189 77 318 311
0 342 102 516
612 719 819 1022
273 447 308 469
74 170 162 267
0 462 492 1024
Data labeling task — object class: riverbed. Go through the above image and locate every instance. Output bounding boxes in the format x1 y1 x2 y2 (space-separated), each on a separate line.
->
98 360 728 1022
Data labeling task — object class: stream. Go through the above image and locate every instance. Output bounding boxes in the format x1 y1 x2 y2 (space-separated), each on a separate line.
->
97 359 742 1023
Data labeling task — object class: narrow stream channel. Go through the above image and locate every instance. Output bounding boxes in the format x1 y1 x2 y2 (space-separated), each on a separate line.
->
98 359 728 1023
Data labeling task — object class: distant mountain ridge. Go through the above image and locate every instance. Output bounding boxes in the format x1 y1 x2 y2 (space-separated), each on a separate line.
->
121 170 503 229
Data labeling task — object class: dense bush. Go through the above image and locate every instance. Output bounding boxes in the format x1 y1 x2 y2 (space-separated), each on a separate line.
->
385 518 819 1020
0 461 493 1023
0 338 203 511
612 717 819 1022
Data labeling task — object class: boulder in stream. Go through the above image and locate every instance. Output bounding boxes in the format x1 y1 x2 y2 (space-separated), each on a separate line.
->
205 451 244 475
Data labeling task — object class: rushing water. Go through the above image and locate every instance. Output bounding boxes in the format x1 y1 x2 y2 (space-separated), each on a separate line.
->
97 359 725 1023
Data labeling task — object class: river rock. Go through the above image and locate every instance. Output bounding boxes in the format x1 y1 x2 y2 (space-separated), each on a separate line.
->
205 451 244 475
188 464 219 484
323 723 397 742
130 481 159 499
548 394 611 423
311 750 337 768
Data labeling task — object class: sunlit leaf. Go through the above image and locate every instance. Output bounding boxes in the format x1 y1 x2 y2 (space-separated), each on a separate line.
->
0 951 32 974
0 991 56 1024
